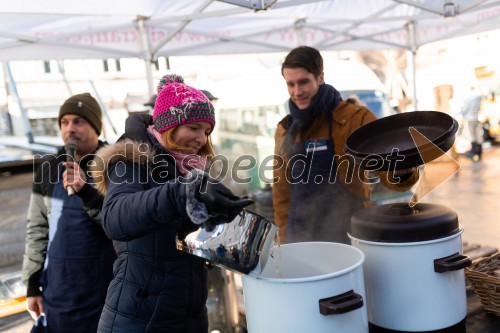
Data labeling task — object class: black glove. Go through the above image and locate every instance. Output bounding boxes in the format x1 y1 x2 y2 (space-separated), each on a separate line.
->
196 177 253 230
392 167 418 182
177 218 199 241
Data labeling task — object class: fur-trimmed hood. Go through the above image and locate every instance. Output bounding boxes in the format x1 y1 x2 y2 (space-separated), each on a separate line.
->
90 138 157 196
90 138 212 227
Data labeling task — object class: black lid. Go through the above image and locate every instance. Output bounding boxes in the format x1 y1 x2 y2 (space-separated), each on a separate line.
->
344 111 459 171
349 203 460 243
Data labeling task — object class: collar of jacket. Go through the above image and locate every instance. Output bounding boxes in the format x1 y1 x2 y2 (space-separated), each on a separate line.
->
90 139 161 195
331 101 367 126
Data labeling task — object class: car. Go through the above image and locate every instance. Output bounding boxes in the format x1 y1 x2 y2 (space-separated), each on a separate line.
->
479 82 500 143
0 272 27 318
339 89 397 119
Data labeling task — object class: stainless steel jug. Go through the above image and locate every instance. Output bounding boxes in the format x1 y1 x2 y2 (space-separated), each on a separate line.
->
177 209 278 277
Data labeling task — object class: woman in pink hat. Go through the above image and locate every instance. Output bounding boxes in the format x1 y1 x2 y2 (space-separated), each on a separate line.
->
92 74 252 333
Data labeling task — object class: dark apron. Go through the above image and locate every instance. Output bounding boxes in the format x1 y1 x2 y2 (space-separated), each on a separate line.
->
288 114 364 244
39 165 115 333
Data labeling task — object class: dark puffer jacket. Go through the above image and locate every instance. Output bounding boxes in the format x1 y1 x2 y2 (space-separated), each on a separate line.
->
92 135 208 333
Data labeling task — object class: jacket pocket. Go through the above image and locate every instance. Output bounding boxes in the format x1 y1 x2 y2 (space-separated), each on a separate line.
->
112 264 154 320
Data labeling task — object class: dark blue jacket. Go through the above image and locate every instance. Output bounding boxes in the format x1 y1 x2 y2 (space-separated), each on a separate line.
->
93 135 208 333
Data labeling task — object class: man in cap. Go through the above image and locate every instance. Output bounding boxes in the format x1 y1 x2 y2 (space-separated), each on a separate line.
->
143 94 157 111
22 93 116 333
200 90 219 103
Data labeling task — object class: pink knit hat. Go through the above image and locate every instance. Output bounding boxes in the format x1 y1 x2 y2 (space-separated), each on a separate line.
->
153 74 215 134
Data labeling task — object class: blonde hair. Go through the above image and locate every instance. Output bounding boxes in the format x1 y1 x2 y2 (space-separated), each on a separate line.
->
161 128 215 157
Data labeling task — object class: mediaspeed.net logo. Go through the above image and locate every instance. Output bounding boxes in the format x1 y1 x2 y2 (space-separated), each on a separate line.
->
408 127 460 206
31 128 459 204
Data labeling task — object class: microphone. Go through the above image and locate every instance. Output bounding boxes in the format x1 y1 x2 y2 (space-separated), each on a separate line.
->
64 141 77 196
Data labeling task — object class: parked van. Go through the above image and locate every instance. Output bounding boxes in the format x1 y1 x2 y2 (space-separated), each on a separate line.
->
325 59 397 119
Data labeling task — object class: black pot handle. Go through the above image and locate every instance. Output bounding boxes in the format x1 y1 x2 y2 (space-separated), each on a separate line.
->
434 252 472 273
319 290 364 315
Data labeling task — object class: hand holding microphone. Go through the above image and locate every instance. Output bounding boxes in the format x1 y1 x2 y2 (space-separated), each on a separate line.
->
64 141 78 196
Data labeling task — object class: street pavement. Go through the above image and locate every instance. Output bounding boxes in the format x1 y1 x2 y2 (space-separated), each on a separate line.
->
419 142 500 248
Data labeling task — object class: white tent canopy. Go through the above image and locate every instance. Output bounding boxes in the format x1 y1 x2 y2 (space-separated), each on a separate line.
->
1 0 499 61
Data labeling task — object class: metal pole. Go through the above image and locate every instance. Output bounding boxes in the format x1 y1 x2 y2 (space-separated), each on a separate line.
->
0 62 13 135
294 18 306 46
88 79 118 135
144 56 155 98
136 17 155 97
57 60 73 95
3 62 34 143
406 21 418 111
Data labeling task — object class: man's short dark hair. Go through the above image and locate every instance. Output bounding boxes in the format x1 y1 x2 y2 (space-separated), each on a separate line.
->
281 46 323 78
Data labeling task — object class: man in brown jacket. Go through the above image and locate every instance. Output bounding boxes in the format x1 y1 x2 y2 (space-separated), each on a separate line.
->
273 46 419 244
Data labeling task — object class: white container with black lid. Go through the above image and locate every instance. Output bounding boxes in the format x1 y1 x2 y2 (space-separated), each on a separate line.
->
349 203 471 333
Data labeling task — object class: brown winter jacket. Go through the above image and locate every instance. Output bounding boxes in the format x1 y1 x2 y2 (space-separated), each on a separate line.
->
273 101 419 243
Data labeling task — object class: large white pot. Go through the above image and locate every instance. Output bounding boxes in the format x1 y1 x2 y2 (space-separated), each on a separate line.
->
349 203 471 332
242 242 368 333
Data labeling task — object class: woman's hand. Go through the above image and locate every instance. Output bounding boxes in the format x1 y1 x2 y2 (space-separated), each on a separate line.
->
197 178 254 228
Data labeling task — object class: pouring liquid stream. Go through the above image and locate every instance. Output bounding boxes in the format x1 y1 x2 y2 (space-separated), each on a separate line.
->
268 233 282 278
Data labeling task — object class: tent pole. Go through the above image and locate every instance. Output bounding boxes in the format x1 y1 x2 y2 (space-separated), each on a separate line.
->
136 17 155 97
3 62 34 143
406 21 418 111
144 56 154 98
88 79 117 136
0 62 13 135
57 60 73 96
